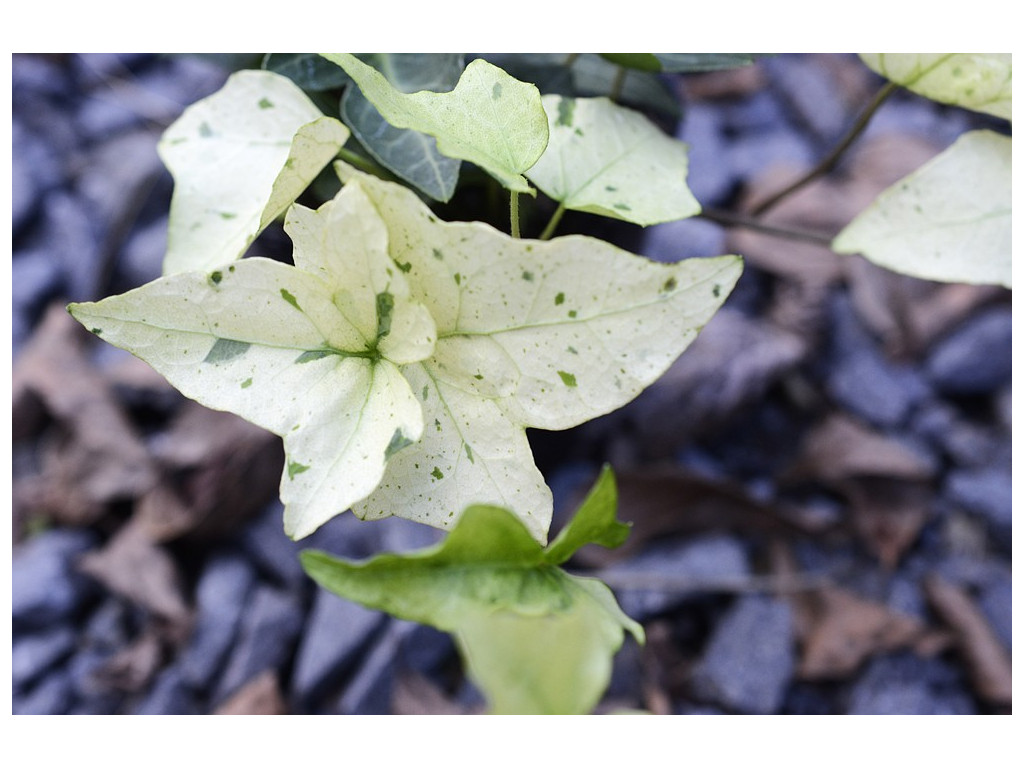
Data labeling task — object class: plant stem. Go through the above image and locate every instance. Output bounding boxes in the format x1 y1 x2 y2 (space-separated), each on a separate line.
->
538 203 566 241
609 65 627 101
749 80 899 217
336 146 392 180
700 207 834 246
509 190 521 238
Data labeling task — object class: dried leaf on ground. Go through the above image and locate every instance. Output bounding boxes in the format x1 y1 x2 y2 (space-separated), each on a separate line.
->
12 304 157 526
844 253 1006 359
924 574 1012 708
569 466 812 568
785 415 936 566
786 414 933 484
78 521 191 627
137 402 283 541
619 309 806 458
793 585 946 679
214 670 288 715
844 477 933 568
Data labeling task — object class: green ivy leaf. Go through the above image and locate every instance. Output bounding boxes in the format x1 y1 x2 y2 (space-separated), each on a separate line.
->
159 70 350 275
322 53 548 193
341 54 464 202
860 53 1011 120
600 53 761 73
527 95 701 226
69 182 436 539
300 466 643 714
262 53 351 91
833 130 1010 288
339 163 741 541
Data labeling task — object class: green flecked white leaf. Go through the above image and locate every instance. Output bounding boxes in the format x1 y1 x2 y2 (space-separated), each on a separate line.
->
322 53 548 193
833 130 1010 288
527 95 701 225
300 469 642 714
860 53 1011 120
159 70 350 275
338 162 742 541
341 54 464 202
68 181 437 540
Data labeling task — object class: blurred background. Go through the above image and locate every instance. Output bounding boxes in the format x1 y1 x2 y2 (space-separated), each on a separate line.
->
11 53 1011 714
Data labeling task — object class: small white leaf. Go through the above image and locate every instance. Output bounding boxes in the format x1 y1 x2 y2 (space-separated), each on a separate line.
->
860 53 1011 121
527 95 701 225
160 70 349 275
833 130 1010 288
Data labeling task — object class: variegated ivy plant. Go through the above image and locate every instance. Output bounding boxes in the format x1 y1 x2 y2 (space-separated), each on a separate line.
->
69 53 743 714
67 52 1010 714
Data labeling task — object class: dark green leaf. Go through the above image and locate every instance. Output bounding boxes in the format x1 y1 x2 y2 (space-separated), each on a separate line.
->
262 53 351 91
340 54 466 202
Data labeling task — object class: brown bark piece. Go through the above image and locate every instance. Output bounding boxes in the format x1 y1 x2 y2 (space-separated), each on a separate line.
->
923 574 1012 708
795 585 942 680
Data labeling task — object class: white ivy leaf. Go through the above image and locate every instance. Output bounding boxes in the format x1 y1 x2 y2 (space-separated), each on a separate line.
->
159 70 350 275
859 53 1011 121
338 163 742 541
833 130 1011 288
322 53 548 193
69 183 436 539
526 95 701 225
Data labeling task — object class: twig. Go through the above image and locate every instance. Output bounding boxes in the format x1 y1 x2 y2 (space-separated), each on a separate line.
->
700 207 835 246
749 81 898 217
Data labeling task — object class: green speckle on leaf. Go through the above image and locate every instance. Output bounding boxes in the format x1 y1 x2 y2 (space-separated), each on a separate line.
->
492 83 503 100
258 97 274 109
712 283 721 298
288 461 310 480
376 291 395 338
241 378 253 389
422 385 429 400
613 203 631 212
555 292 565 305
396 260 412 273
90 328 103 336
210 271 223 285
434 418 442 432
567 345 578 355
431 466 444 480
558 370 578 387
203 338 251 364
474 373 484 380
522 270 534 282
433 248 444 260
385 428 415 460
198 121 213 137
568 310 577 318
604 185 618 192
464 443 475 463
556 97 576 127
280 289 301 311
218 212 237 220
662 277 677 293
296 349 332 364
454 273 462 286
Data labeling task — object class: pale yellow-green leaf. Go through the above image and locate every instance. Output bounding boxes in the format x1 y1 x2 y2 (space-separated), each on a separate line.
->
159 70 349 275
338 163 742 541
860 53 1011 120
68 183 436 540
321 53 548 193
526 95 701 225
301 471 643 714
833 130 1010 288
